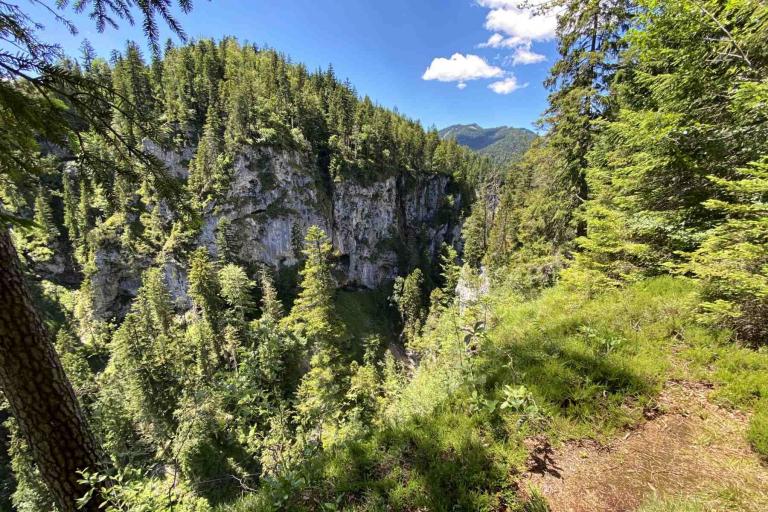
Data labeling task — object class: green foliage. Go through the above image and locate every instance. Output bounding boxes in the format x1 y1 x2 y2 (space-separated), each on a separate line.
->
189 100 231 209
283 226 337 347
55 328 97 401
105 268 183 446
155 39 488 185
5 419 55 512
27 186 60 263
462 194 492 268
111 41 156 146
391 268 425 343
7 1 768 509
221 276 719 511
218 263 255 323
685 160 768 344
483 141 573 279
523 488 551 512
78 467 211 512
574 0 768 285
257 266 284 324
335 289 397 350
439 243 461 298
188 247 224 333
542 0 634 238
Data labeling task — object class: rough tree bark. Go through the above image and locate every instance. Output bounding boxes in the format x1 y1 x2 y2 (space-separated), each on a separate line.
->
0 227 103 512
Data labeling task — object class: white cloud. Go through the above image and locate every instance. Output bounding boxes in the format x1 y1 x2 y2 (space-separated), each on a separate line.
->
479 33 505 48
511 44 546 65
488 76 528 94
478 32 525 49
422 53 503 86
474 0 560 66
485 7 558 42
421 2 554 90
476 0 552 11
476 0 527 7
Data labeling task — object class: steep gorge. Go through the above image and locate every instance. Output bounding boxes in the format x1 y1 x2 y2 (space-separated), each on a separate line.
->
81 144 463 320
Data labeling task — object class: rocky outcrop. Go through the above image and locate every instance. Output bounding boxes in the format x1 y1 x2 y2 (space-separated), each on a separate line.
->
207 148 331 269
89 144 462 319
202 146 462 289
89 238 146 320
332 176 399 288
456 266 490 314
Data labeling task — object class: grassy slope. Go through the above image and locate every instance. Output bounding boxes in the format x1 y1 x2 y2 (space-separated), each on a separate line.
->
224 277 768 511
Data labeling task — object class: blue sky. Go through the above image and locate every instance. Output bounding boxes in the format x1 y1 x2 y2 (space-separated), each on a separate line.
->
21 0 559 130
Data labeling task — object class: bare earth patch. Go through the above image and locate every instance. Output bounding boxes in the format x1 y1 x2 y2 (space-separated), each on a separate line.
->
521 381 768 512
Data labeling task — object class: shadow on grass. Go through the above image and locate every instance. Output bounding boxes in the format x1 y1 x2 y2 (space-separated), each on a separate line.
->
321 411 509 511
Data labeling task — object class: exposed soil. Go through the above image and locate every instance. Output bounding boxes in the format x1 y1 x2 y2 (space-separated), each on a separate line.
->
520 381 768 512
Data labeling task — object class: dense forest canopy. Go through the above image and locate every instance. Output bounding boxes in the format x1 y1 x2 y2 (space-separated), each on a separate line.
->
1 0 768 511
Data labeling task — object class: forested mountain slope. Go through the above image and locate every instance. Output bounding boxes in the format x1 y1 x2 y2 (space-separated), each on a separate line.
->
439 124 537 165
0 36 495 511
8 40 493 319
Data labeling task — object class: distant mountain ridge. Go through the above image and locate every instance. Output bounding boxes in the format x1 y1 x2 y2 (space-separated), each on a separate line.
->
439 123 537 165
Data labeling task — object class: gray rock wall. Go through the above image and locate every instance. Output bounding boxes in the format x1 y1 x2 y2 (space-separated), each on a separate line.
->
90 144 462 319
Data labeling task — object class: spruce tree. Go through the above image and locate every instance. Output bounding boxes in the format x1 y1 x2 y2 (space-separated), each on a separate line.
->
392 269 425 343
542 0 634 236
686 159 768 344
258 266 284 324
61 172 79 244
189 100 229 209
284 226 338 349
28 187 59 263
188 247 224 331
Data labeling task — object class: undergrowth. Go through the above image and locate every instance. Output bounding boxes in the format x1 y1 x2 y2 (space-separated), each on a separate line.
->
220 276 768 511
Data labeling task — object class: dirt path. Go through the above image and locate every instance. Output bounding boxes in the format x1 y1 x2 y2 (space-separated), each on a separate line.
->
521 381 768 512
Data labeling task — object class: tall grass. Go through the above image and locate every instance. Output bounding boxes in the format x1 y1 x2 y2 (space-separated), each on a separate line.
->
220 276 768 510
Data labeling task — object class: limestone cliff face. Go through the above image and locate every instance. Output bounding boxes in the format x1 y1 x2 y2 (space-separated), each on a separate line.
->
207 147 460 289
89 239 145 319
90 144 461 318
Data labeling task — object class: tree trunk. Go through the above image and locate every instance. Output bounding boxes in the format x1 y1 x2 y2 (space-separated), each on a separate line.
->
0 227 104 512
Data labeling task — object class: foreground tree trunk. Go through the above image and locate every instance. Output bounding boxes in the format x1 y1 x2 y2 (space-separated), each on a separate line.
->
0 227 103 512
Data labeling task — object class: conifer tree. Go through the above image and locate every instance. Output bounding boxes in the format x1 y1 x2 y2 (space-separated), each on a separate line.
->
219 264 254 318
439 244 461 298
188 247 224 331
462 195 491 269
0 2 200 509
61 172 79 244
392 269 425 343
258 266 284 324
108 269 181 442
215 217 236 263
29 187 59 262
686 159 768 344
111 41 155 145
187 247 226 372
189 100 229 209
542 0 634 236
284 226 338 348
287 227 349 436
219 263 255 352
575 0 768 284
